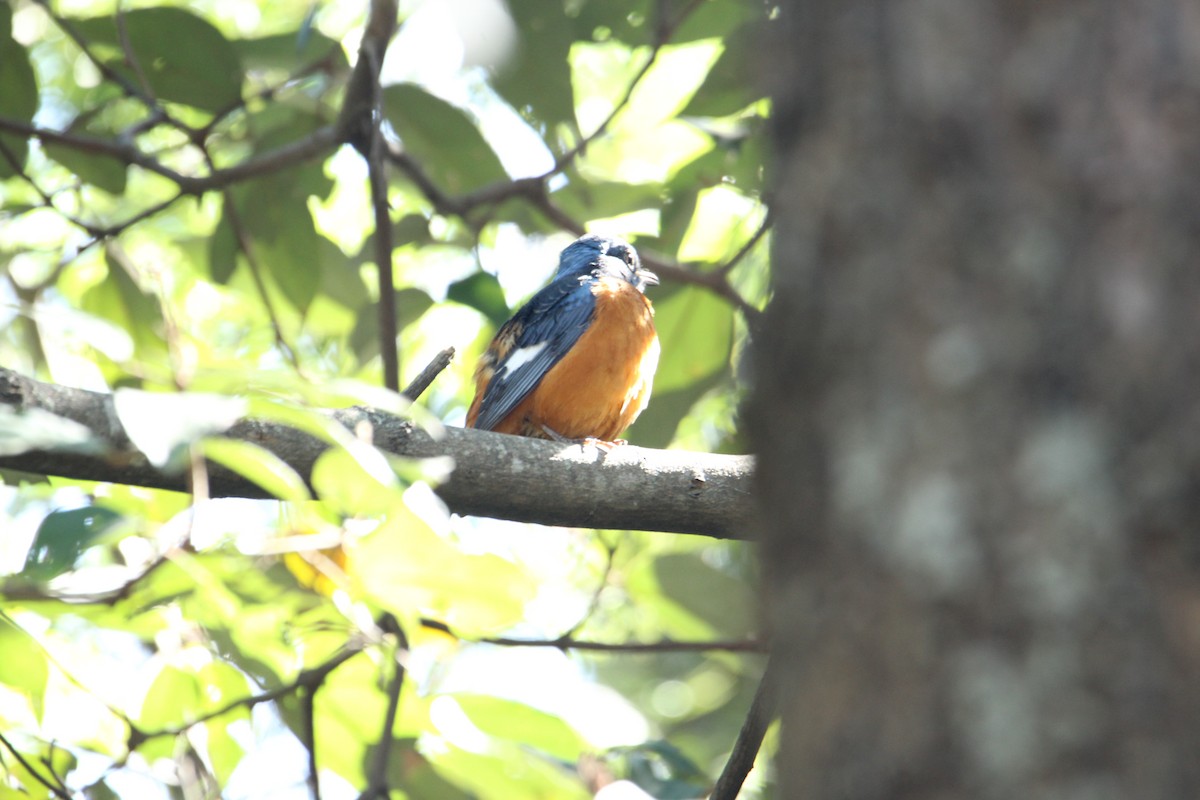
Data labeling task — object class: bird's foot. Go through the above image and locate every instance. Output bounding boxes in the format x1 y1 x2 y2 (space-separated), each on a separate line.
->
539 425 626 451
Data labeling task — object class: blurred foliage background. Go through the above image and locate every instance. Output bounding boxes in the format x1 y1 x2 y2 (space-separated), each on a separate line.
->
0 0 772 797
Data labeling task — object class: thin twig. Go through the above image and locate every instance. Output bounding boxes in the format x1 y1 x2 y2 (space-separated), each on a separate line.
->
359 615 409 800
368 62 399 392
544 0 704 175
402 346 455 401
709 656 778 800
114 6 156 105
0 731 73 800
33 0 148 104
218 187 302 371
0 116 338 195
301 686 320 800
127 646 363 748
718 210 773 277
420 619 768 653
561 535 620 639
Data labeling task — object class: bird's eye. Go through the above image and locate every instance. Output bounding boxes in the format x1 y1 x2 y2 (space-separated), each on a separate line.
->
623 249 635 265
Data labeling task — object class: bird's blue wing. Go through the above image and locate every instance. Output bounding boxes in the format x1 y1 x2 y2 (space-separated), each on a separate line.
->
474 278 597 431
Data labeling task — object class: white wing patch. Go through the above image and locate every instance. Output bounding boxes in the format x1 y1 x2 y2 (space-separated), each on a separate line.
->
498 341 549 378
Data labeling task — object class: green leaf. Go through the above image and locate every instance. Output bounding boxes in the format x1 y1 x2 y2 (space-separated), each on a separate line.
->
385 738 474 800
571 0 653 46
384 84 508 194
43 121 128 193
673 0 762 42
80 251 166 359
453 694 587 762
260 208 322 314
491 4 576 131
621 739 709 800
204 714 246 786
355 514 536 633
202 437 312 503
72 8 244 113
229 167 331 314
139 664 203 730
553 179 664 223
682 20 770 117
626 283 733 447
653 552 753 639
647 283 734 394
311 445 404 518
208 210 238 284
0 618 49 722
23 506 123 581
350 287 435 362
429 743 590 799
233 30 347 73
0 4 37 178
447 271 509 328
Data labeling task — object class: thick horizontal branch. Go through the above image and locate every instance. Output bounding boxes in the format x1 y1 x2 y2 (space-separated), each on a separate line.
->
0 369 755 538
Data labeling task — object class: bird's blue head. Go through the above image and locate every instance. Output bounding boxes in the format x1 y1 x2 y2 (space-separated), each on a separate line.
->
554 233 659 293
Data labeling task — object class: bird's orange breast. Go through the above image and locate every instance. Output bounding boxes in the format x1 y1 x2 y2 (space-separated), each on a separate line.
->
492 276 659 441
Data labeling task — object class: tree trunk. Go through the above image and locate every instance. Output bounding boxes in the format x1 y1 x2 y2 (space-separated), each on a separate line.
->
752 0 1200 796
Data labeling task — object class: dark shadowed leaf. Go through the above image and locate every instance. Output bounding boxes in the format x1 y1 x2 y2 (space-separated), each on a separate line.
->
23 506 123 581
553 178 663 222
384 84 508 194
682 23 765 118
673 0 762 42
572 0 653 45
71 8 244 113
384 738 474 800
0 4 37 178
44 136 129 194
447 271 509 327
490 4 576 134
653 552 753 638
208 211 238 283
350 287 434 362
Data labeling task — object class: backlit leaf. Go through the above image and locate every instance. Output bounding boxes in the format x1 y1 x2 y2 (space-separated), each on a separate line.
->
202 437 311 503
0 618 49 722
454 694 587 762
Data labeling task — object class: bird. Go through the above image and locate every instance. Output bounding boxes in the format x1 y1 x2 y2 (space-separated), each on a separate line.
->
466 233 660 444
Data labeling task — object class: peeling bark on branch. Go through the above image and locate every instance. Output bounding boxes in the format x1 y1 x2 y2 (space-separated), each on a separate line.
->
0 368 754 538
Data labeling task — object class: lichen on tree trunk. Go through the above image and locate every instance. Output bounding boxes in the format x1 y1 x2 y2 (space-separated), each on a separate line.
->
753 0 1200 796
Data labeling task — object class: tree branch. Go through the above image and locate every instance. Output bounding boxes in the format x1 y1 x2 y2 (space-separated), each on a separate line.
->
0 732 72 800
0 368 754 538
709 656 778 800
359 615 408 800
0 115 338 196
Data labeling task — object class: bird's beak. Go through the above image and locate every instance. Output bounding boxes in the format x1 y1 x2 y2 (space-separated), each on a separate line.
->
638 268 659 288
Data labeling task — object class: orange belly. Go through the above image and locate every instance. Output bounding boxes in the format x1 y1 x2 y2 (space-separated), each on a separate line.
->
489 277 658 441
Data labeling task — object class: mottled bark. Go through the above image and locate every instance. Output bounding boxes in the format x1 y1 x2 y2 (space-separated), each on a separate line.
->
753 0 1200 796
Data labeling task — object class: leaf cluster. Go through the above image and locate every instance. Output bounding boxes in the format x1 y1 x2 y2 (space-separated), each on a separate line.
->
0 0 775 797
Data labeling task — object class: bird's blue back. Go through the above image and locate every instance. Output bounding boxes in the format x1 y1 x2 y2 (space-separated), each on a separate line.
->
471 240 608 431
